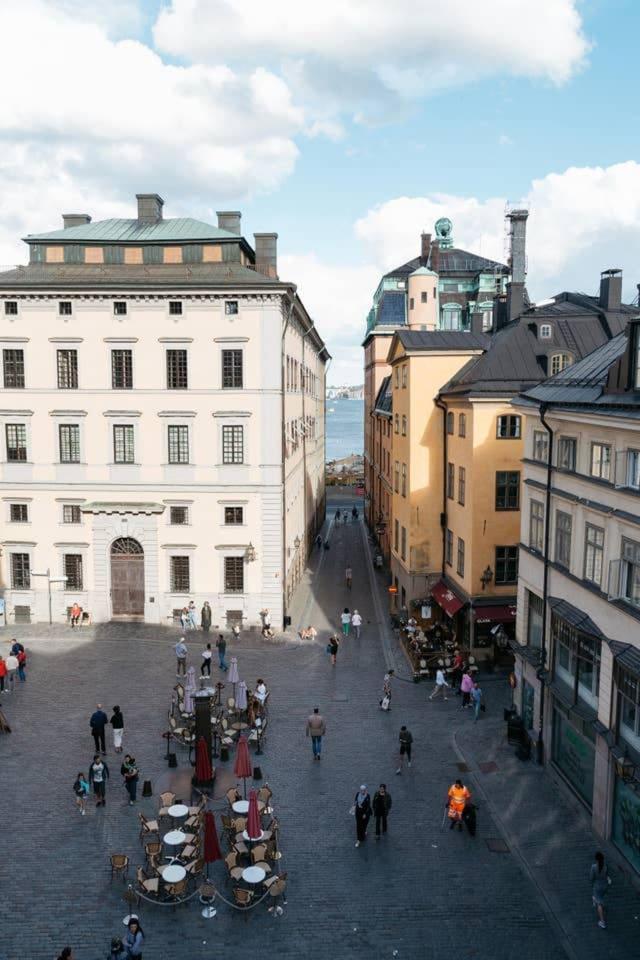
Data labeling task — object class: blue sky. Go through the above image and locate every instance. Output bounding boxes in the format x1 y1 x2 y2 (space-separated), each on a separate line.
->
1 1 639 384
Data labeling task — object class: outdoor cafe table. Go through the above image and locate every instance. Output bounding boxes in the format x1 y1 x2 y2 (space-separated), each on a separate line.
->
163 829 186 862
242 830 264 843
168 803 189 819
232 800 250 815
242 866 266 884
162 864 187 883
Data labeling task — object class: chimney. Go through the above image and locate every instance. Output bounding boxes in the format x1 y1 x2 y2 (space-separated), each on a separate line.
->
430 240 440 274
470 308 485 336
62 214 91 229
420 232 431 266
506 208 529 284
136 193 164 224
217 211 242 236
506 281 525 323
599 268 622 311
254 233 278 279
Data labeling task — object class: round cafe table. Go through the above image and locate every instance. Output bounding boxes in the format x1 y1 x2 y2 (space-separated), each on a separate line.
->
231 721 249 731
168 803 189 820
232 800 249 815
163 829 186 863
242 829 264 843
162 864 187 883
242 866 266 884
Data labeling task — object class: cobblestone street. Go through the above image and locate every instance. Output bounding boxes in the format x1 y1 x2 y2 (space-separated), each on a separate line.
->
1 492 639 960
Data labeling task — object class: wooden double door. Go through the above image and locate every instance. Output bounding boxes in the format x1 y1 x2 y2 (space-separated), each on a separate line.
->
110 538 145 618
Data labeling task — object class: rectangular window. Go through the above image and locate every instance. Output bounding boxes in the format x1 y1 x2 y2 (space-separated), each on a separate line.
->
495 546 519 584
225 506 244 525
421 291 427 303
555 511 572 568
400 526 407 561
3 349 25 388
9 503 28 522
6 423 27 461
63 504 81 524
496 415 521 439
59 301 72 316
557 437 577 472
111 349 133 389
618 666 640 752
401 364 407 388
103 246 124 265
552 615 601 707
447 462 455 499
170 556 190 592
401 463 407 497
168 425 189 464
496 471 520 510
143 246 163 265
5 301 18 315
532 429 549 462
409 297 414 311
529 500 545 553
169 301 183 315
446 412 454 435
625 449 640 490
394 519 399 552
222 425 244 464
401 415 407 436
590 442 612 481
57 349 78 389
458 466 466 505
166 349 188 389
394 461 399 493
30 244 45 264
222 349 243 388
59 424 80 463
183 244 203 264
64 554 83 590
457 537 465 577
446 529 453 566
584 523 605 585
113 425 135 464
394 368 399 389
64 245 84 264
527 591 544 648
224 556 244 593
621 538 640 607
225 300 239 316
113 301 127 316
459 414 466 438
170 506 189 525
11 552 30 589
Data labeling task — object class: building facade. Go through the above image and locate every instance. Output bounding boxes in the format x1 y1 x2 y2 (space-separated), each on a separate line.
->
0 194 328 627
514 322 640 878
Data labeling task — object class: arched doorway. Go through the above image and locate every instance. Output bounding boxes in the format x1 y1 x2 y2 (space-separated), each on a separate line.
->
110 537 145 619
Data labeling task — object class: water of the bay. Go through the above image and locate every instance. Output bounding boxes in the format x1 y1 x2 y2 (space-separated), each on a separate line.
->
325 397 364 461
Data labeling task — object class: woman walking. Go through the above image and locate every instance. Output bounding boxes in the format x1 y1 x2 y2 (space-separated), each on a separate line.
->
124 917 145 957
201 643 213 676
340 608 351 636
110 705 124 753
460 670 474 708
353 784 371 848
327 634 339 666
590 851 610 929
121 754 139 806
73 771 90 816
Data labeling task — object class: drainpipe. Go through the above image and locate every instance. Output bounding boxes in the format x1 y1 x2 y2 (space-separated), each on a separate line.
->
434 396 448 577
537 402 554 764
281 293 296 626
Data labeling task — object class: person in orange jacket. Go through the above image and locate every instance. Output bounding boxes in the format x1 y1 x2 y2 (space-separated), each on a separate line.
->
0 655 7 693
447 778 471 831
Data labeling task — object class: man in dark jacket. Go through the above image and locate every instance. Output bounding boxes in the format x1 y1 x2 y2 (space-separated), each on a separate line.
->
396 725 413 774
373 784 392 838
90 703 108 754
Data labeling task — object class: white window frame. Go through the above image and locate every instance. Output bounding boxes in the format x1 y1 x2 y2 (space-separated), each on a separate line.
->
539 323 552 339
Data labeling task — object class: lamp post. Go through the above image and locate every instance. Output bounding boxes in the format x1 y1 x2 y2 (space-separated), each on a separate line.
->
480 565 494 590
31 568 68 625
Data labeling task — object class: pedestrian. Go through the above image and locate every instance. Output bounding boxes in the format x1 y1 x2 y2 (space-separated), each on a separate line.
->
232 622 241 641
180 607 189 630
372 783 392 839
56 948 74 960
110 705 125 752
451 650 464 692
327 634 339 665
345 565 352 589
121 754 139 806
590 851 610 929
89 754 109 807
351 609 362 639
175 637 188 676
396 725 413 774
460 670 473 708
188 600 197 629
446 778 470 831
353 784 371 847
216 633 228 671
429 667 450 701
306 706 326 760
16 648 26 682
0 655 7 693
201 600 212 633
380 669 394 710
471 682 483 722
201 642 213 676
10 639 24 656
5 652 18 691
90 703 108 754
335 508 341 525
340 608 351 636
124 917 145 957
73 771 90 815
352 505 358 521
316 534 322 548
70 601 82 627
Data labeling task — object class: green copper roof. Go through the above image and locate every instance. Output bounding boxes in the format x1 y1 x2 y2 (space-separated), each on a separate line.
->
24 217 241 244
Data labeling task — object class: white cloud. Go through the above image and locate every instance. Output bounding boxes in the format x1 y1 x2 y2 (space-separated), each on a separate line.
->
155 0 589 117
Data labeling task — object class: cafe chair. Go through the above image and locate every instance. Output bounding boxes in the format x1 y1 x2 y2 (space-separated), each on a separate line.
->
232 887 254 917
181 838 201 861
158 791 176 820
225 786 241 807
224 852 244 882
250 845 272 876
185 857 205 878
144 840 163 870
258 785 273 814
188 795 207 817
136 866 160 900
110 853 129 883
221 813 235 841
261 818 278 842
138 812 159 842
164 877 188 906
264 870 287 891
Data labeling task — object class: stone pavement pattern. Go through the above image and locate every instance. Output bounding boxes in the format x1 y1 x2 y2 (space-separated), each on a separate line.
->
0 490 637 959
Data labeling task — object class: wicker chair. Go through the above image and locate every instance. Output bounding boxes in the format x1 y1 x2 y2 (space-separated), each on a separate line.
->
138 812 159 842
136 866 160 899
224 852 244 882
110 854 129 883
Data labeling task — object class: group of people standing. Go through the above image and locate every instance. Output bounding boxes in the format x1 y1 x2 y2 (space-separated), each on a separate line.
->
179 599 211 631
74 703 140 812
175 635 229 675
0 639 27 692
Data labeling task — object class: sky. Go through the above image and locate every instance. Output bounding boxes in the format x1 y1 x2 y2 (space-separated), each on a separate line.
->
1 1 639 385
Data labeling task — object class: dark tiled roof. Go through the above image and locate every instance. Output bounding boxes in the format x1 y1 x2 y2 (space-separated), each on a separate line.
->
385 248 508 280
548 597 608 641
0 262 278 289
396 330 490 351
612 642 640 677
374 375 392 415
376 290 406 326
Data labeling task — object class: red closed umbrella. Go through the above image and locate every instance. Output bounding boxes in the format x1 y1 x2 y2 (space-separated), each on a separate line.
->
203 810 223 878
246 790 262 841
195 736 212 783
234 734 252 798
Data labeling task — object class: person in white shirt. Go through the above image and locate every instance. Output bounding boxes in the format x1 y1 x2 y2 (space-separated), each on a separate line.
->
340 608 351 636
351 610 363 639
254 679 268 704
201 643 212 677
5 654 18 691
429 668 450 701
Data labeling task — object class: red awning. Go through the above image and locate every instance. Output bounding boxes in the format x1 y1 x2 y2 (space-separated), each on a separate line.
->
431 580 465 618
473 604 517 625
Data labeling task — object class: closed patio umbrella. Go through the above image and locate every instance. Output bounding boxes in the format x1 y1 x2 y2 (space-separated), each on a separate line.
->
228 657 239 697
234 734 252 798
184 666 197 714
246 790 262 841
204 810 223 877
236 680 248 711
195 735 212 784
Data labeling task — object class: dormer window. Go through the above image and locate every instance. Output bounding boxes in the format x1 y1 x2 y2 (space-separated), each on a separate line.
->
550 353 572 375
539 323 552 339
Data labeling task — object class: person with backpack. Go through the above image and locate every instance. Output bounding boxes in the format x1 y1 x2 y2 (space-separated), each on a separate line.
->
16 648 26 682
372 784 392 839
590 851 610 929
89 754 109 807
73 771 90 815
396 725 413 774
120 754 139 806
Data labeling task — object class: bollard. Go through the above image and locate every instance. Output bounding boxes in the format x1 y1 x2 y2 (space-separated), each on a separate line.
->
142 780 152 797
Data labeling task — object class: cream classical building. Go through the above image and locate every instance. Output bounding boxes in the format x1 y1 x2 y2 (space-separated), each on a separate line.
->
0 194 328 627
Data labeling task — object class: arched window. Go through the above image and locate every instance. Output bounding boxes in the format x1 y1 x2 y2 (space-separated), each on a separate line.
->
550 353 572 375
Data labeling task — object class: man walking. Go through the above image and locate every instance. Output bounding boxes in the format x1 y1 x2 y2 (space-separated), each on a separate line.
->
89 754 109 807
345 565 352 590
89 704 108 754
175 637 188 676
306 707 326 760
351 609 362 639
446 778 471 831
201 643 213 677
429 667 450 701
216 633 228 671
372 784 392 839
471 681 483 722
396 725 413 774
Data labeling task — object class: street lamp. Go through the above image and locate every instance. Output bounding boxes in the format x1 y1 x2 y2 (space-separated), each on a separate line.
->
31 568 68 625
480 565 494 590
294 535 301 550
245 543 256 563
